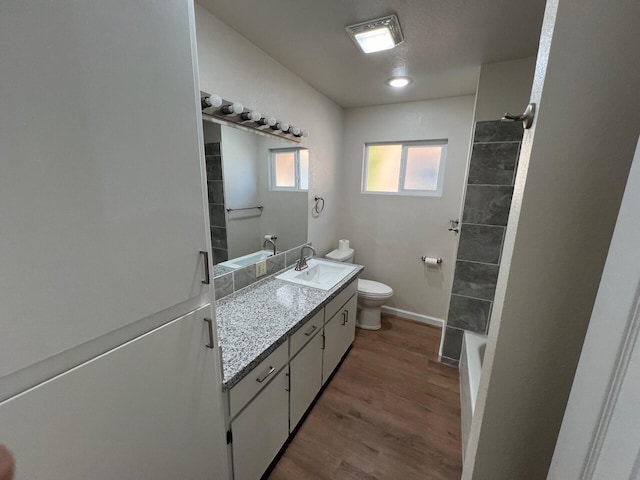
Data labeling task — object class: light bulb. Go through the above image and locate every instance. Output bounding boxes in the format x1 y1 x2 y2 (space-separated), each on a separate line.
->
267 117 277 127
221 102 243 115
240 110 261 122
291 126 302 136
278 123 290 133
202 94 223 109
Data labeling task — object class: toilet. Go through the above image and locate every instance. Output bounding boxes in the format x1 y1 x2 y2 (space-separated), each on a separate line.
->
325 247 393 330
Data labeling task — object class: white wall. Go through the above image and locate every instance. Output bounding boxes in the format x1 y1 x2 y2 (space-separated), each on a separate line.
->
474 58 537 122
339 97 475 320
220 126 261 258
195 3 344 254
463 0 640 477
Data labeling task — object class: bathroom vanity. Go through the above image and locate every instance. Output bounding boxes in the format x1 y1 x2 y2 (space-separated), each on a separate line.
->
215 264 363 480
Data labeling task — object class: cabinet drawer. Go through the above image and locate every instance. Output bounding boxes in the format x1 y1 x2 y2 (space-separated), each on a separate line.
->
324 279 358 324
229 342 288 419
290 310 323 357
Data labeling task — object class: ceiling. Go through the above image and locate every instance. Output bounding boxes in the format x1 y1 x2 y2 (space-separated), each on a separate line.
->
197 0 546 108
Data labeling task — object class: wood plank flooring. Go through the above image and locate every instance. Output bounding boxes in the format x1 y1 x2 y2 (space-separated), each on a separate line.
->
268 315 463 480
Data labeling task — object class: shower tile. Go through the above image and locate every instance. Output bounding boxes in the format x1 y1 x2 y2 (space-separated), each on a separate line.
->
462 185 513 226
457 224 504 264
448 294 492 333
452 260 500 301
214 272 234 300
474 120 524 143
207 180 225 205
468 143 519 185
442 327 464 361
210 226 227 250
267 252 286 275
204 143 221 156
205 155 223 181
440 356 459 367
213 248 228 264
209 204 226 229
233 265 256 291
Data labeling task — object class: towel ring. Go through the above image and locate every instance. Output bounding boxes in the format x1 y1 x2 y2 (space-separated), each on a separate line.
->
313 196 325 215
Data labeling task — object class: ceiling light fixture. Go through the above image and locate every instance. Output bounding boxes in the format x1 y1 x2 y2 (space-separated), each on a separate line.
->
387 76 412 88
346 14 404 54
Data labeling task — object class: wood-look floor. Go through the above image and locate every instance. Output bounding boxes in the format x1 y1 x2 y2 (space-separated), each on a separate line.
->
268 315 463 480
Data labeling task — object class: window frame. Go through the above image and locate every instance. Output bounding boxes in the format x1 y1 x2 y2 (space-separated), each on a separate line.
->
361 139 448 197
268 147 309 192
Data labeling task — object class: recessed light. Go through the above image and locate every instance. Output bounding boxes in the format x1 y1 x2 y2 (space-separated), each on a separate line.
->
346 14 404 54
387 77 412 88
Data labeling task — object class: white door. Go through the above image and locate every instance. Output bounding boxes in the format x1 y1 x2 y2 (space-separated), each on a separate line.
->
231 367 289 480
0 305 229 480
0 0 211 380
290 330 323 430
322 294 357 384
548 137 640 479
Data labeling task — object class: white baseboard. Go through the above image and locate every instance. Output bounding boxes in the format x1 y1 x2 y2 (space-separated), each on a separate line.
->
381 306 445 329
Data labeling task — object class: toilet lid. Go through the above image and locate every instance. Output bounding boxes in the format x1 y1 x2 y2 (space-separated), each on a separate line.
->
358 279 393 297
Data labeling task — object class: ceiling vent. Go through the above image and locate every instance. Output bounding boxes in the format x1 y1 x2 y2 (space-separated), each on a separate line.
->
346 14 404 54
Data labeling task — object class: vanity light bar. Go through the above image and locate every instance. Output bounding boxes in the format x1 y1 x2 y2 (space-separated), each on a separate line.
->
200 92 309 143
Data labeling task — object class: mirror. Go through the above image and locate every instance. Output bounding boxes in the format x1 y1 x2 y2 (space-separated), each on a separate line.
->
202 120 309 277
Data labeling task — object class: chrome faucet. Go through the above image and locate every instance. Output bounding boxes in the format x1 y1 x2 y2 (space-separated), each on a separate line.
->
263 238 277 256
295 245 316 271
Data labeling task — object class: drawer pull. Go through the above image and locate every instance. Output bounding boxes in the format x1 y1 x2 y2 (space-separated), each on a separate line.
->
256 366 276 383
304 325 318 336
341 311 347 325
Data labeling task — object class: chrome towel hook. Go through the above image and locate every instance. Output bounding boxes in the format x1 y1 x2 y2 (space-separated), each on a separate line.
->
502 102 536 129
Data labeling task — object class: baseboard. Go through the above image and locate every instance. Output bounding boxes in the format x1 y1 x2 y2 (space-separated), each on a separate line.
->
381 306 445 329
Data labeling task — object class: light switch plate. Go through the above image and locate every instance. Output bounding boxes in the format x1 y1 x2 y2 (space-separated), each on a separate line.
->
256 260 267 277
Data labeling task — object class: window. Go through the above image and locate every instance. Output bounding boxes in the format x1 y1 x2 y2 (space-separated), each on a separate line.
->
362 140 447 196
269 148 309 191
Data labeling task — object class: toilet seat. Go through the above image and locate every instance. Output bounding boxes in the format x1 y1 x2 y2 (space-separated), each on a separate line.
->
357 279 393 298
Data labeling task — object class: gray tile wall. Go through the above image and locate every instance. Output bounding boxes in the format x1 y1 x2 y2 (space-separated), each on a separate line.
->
205 143 228 264
442 120 524 366
213 242 312 301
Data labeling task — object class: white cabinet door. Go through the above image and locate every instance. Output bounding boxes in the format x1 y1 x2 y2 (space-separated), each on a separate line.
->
290 330 323 431
0 305 229 480
322 294 357 384
0 0 211 379
231 367 289 480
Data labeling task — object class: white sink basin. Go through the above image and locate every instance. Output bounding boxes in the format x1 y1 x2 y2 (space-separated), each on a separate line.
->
218 249 275 269
276 259 357 290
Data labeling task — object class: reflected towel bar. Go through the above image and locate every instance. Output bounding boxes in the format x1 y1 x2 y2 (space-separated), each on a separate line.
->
226 205 264 213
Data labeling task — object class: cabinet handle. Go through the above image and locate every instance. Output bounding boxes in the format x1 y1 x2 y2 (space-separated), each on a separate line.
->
200 251 211 285
256 366 275 383
203 318 214 349
304 325 317 336
341 311 347 325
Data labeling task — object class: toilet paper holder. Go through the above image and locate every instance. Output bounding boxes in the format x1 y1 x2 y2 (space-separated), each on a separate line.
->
421 256 443 264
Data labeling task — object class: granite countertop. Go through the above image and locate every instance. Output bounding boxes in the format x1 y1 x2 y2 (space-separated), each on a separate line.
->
215 263 363 390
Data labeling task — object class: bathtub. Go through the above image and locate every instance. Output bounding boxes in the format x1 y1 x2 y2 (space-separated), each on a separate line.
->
459 331 487 460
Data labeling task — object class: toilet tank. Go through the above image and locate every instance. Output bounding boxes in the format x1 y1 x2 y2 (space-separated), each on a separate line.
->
325 248 354 263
